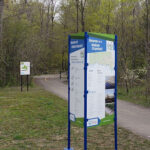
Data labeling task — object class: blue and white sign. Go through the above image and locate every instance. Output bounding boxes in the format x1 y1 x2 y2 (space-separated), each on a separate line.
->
87 118 101 127
86 37 115 125
70 113 76 122
67 32 117 150
70 39 85 119
69 34 115 127
87 36 106 53
70 39 85 53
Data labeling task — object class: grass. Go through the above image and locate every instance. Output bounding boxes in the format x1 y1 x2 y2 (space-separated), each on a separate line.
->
0 86 149 149
118 86 150 107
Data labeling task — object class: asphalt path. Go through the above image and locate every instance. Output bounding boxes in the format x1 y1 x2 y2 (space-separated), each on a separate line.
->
34 74 150 140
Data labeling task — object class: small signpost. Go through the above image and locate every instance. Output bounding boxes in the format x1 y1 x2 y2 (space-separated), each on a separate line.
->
20 62 30 92
65 32 118 150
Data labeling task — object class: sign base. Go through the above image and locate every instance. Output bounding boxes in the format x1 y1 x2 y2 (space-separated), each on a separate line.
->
64 148 74 150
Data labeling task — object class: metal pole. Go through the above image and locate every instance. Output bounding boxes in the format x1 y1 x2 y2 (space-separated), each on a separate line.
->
114 35 118 150
84 32 88 150
27 75 29 91
21 75 23 92
68 35 71 149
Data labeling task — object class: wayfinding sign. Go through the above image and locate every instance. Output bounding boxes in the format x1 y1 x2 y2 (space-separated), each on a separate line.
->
70 39 84 120
65 32 117 150
87 36 115 126
20 62 30 75
20 62 30 92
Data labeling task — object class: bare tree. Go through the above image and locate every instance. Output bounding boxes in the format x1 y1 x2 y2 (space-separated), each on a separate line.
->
44 0 56 48
106 0 111 34
0 0 5 85
75 0 79 32
50 0 56 50
38 2 45 35
79 0 87 32
0 0 4 45
50 0 55 34
119 0 130 93
145 0 150 99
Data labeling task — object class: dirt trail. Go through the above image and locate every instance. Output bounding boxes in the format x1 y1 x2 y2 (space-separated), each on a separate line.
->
34 74 150 140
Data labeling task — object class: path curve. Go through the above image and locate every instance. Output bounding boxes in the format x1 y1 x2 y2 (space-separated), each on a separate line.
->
34 75 150 140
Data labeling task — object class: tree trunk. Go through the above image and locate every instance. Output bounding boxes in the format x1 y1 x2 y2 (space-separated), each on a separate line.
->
0 0 4 86
106 0 111 34
80 0 87 32
0 0 4 45
39 5 44 35
145 0 150 101
125 79 129 94
75 0 79 32
81 1 84 32
131 7 136 69
50 0 55 49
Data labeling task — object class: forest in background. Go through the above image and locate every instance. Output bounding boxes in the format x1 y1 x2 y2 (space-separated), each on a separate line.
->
0 0 150 102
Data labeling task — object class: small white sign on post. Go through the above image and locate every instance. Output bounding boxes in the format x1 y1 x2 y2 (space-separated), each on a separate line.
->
20 62 30 75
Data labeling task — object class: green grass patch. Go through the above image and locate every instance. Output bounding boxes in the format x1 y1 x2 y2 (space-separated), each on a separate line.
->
100 114 114 126
118 86 150 107
72 114 114 128
0 86 150 149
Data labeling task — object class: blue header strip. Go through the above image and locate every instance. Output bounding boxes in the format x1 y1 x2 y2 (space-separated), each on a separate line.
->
87 36 106 53
70 39 85 53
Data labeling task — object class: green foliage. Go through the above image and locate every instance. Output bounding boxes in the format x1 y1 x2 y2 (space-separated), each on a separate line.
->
118 86 150 107
0 0 150 103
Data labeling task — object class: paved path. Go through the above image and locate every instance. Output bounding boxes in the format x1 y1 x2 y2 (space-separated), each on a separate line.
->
34 74 68 100
34 75 150 140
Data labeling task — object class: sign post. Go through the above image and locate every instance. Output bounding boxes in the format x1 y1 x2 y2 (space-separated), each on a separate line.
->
84 32 88 150
114 35 118 150
21 75 23 92
65 32 117 150
20 62 30 92
27 75 29 91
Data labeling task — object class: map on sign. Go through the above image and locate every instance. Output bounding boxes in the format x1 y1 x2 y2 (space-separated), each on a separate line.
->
20 62 30 75
86 36 115 127
88 51 115 69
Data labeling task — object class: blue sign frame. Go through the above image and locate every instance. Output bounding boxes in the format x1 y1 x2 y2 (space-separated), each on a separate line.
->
65 32 118 150
114 35 118 150
84 32 88 150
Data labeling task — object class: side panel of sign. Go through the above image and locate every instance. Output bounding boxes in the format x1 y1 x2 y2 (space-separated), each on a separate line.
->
70 39 85 120
87 36 115 127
